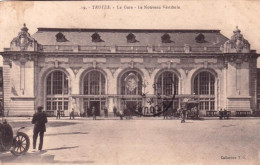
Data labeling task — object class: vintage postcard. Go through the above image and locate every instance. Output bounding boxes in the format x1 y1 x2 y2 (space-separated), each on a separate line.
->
0 1 259 165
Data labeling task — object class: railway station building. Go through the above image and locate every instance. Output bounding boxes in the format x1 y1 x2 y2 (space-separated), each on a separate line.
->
1 24 259 116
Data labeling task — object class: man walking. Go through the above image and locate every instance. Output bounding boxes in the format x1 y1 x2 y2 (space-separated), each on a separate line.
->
181 107 187 123
92 106 96 120
104 106 108 118
32 106 48 151
113 106 117 117
70 108 75 120
56 108 61 119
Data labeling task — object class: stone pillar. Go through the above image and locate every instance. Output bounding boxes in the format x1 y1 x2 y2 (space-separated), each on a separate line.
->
226 58 251 112
108 97 114 112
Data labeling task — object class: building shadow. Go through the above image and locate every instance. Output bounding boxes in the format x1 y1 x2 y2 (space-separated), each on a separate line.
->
46 132 88 136
44 146 79 151
54 160 95 164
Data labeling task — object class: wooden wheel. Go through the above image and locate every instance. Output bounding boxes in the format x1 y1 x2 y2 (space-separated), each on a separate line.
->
11 132 30 156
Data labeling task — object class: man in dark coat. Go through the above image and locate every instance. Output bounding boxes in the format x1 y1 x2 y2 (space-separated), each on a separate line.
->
92 106 96 120
181 108 187 123
70 108 75 120
56 108 61 119
113 106 117 117
104 106 108 118
32 106 48 151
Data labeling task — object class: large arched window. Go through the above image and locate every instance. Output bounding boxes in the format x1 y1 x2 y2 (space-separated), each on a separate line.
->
156 71 179 95
46 71 69 113
120 71 142 95
193 71 215 111
156 71 179 110
118 70 143 114
83 71 105 95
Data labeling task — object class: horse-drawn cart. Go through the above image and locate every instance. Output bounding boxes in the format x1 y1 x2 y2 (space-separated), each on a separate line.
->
181 98 201 120
0 119 30 156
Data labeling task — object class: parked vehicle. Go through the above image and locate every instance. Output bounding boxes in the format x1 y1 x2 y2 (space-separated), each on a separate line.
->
0 119 30 156
181 99 200 120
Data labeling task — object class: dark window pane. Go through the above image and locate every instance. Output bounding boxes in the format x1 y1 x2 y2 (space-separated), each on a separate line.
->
84 71 106 95
156 71 179 95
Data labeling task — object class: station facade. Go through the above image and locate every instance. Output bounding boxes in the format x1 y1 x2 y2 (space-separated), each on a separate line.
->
1 25 259 116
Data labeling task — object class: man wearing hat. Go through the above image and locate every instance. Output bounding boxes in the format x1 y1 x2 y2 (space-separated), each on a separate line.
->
32 106 48 151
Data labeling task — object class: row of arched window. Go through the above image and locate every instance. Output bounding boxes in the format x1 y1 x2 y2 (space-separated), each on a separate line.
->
46 70 216 111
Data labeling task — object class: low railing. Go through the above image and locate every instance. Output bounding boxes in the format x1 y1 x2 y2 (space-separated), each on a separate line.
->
41 45 222 53
79 45 110 53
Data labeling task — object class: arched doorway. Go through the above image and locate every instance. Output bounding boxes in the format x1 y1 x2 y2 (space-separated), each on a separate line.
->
82 70 106 116
46 70 69 116
193 71 215 111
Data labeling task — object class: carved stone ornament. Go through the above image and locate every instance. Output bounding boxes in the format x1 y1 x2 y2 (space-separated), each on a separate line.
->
181 66 193 76
71 67 82 77
124 73 139 92
108 67 118 77
223 26 250 53
145 67 155 77
54 60 59 68
228 55 249 64
10 24 37 51
130 60 134 69
184 44 191 53
93 60 97 68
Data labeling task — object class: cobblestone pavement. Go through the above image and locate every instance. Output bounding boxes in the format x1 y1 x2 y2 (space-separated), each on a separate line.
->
0 117 260 165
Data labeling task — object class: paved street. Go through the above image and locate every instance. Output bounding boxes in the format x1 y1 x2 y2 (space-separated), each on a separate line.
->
0 117 260 165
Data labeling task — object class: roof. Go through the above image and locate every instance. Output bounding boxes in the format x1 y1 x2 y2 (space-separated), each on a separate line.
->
31 28 229 47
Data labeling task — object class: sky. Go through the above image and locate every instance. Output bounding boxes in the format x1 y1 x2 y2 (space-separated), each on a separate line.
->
0 1 260 65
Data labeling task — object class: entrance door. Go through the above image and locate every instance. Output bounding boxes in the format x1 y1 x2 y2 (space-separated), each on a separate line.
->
126 101 137 110
125 101 139 116
90 101 100 116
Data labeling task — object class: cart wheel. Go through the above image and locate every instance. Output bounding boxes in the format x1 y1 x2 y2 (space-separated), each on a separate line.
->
11 132 30 156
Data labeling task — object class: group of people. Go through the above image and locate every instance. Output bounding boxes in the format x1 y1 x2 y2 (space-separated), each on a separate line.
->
219 108 229 119
80 106 108 119
56 108 75 120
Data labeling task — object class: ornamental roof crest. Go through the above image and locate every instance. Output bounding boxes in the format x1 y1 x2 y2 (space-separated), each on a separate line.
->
10 24 38 51
223 26 250 53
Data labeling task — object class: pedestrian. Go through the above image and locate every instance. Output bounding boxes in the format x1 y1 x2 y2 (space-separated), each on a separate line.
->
163 108 169 120
180 103 186 123
70 108 75 120
87 106 90 117
119 109 124 120
113 106 117 117
83 108 87 117
32 106 48 151
194 106 199 119
150 106 155 115
92 106 96 120
56 108 61 119
181 108 187 123
223 109 228 119
138 105 142 116
0 105 3 117
219 108 223 120
104 106 108 118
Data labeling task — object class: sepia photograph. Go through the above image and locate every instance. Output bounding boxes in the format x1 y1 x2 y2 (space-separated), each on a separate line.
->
0 1 260 165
